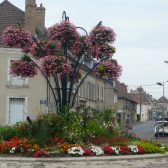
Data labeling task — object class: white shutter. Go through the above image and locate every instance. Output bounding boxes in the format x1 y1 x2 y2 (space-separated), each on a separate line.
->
9 98 25 124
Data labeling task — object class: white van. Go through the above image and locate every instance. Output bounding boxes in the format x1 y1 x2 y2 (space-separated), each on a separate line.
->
154 120 168 136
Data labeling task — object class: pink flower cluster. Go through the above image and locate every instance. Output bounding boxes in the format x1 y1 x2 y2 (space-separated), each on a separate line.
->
89 25 116 45
94 60 122 79
10 60 37 78
85 25 116 59
30 40 63 60
41 55 71 76
2 26 32 52
48 21 79 48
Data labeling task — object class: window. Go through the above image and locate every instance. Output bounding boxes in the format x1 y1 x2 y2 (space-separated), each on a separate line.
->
99 86 104 101
7 59 27 86
114 94 118 104
87 82 91 99
96 85 99 101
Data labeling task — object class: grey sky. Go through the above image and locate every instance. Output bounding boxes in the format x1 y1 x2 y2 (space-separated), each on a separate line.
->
3 0 168 99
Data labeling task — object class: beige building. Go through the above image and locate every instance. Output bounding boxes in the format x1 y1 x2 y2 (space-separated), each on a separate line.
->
77 73 116 112
116 82 137 128
0 47 47 125
0 0 118 125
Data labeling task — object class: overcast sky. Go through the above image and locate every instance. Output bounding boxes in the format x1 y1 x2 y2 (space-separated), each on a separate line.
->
4 0 168 99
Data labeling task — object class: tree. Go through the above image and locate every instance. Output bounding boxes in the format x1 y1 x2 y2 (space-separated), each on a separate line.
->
2 11 122 111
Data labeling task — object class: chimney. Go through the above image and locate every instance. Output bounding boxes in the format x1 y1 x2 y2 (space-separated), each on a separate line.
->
25 0 36 35
35 3 46 32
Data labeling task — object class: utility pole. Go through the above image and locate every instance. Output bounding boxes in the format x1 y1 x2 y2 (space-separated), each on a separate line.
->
139 85 142 121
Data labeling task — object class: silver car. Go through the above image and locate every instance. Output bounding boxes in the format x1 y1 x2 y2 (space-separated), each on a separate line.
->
154 120 168 136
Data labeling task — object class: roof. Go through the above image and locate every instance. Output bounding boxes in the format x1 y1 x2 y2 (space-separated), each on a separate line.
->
116 81 137 103
0 0 25 43
156 96 168 103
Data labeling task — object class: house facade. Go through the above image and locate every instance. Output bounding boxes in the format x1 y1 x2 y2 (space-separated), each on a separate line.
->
116 82 137 128
0 0 118 125
130 87 153 121
0 47 47 125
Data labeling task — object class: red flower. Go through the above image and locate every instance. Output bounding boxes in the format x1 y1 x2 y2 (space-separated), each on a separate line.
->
137 145 146 154
119 145 129 154
102 146 113 155
33 149 48 158
82 148 93 156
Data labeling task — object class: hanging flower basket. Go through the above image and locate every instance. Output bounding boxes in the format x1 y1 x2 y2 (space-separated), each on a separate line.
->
41 55 71 76
94 60 122 79
48 20 79 48
10 60 37 78
30 40 63 60
2 26 33 51
88 25 116 45
87 44 116 59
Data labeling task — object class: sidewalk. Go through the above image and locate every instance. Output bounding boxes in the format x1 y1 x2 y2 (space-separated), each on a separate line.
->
0 153 168 168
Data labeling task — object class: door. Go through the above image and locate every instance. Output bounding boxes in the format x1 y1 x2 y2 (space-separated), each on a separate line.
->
9 98 25 124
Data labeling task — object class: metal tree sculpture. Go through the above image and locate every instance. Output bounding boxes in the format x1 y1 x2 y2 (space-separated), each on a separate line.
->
2 11 122 111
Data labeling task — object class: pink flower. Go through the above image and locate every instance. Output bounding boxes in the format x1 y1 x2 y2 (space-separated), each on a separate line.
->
2 26 33 52
41 55 71 76
94 60 122 79
10 60 37 78
48 20 80 48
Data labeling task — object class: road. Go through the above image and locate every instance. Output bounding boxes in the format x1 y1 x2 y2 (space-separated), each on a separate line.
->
131 120 155 139
131 120 168 145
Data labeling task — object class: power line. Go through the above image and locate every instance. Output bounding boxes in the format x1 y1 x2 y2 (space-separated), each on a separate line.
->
127 83 157 87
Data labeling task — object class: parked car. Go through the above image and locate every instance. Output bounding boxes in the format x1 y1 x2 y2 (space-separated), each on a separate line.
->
154 120 168 136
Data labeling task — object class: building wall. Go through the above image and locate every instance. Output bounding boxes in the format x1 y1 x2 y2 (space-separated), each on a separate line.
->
104 82 118 110
0 47 47 125
78 72 105 112
137 104 149 121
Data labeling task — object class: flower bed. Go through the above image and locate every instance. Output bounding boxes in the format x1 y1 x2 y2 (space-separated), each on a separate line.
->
0 136 167 158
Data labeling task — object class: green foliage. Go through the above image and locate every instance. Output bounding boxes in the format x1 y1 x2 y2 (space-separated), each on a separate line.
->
85 119 110 137
13 122 32 138
0 126 17 140
97 109 115 125
0 107 122 145
135 140 167 154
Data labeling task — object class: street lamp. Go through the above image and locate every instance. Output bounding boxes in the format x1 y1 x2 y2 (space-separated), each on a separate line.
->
156 81 168 136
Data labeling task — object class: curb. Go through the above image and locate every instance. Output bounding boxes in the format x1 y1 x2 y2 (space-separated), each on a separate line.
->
0 153 168 162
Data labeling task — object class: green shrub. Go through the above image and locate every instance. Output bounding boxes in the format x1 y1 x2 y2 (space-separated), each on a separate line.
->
25 113 65 146
85 119 110 137
135 140 167 154
13 122 32 138
0 126 17 140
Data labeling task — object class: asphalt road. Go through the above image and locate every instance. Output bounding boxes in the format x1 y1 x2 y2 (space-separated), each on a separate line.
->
131 120 155 139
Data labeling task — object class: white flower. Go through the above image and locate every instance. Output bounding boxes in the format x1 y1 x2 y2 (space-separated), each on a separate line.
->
68 147 84 156
9 147 16 154
111 146 121 155
90 146 104 156
128 145 138 153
